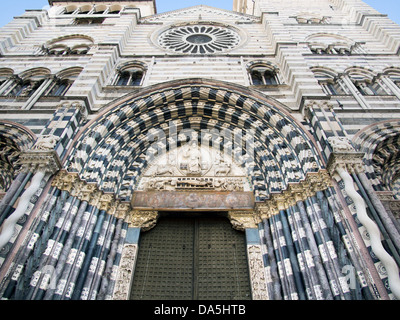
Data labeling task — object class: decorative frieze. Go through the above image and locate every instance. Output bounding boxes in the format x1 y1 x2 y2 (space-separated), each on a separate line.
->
131 191 254 211
247 244 270 300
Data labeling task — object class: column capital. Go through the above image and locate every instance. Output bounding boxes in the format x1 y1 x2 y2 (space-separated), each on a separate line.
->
326 136 365 177
19 149 62 175
255 170 333 219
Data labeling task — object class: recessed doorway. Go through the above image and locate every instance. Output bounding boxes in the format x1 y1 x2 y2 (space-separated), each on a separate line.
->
130 213 252 300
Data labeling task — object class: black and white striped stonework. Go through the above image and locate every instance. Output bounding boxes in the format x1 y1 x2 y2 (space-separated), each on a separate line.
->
65 81 322 202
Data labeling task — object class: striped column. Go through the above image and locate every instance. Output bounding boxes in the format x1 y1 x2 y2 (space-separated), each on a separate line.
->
256 179 380 300
0 170 134 300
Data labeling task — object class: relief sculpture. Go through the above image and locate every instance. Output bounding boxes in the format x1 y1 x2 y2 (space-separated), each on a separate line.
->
137 144 251 193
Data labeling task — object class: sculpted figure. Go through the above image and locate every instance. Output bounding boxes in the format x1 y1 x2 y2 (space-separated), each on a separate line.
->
32 135 60 151
327 136 355 152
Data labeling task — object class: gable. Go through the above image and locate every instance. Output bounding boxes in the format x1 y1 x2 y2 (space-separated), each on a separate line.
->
141 5 259 24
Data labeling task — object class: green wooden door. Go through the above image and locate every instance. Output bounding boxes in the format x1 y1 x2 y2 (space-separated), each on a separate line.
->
130 216 251 300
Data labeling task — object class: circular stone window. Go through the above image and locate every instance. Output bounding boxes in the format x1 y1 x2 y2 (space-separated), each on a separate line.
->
157 24 241 54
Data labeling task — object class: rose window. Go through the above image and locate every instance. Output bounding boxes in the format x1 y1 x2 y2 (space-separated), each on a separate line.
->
158 25 241 54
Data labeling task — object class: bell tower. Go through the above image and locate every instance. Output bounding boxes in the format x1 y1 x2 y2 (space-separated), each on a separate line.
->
48 0 157 16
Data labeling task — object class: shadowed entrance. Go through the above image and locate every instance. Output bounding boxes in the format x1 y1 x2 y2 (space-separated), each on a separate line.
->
130 214 251 300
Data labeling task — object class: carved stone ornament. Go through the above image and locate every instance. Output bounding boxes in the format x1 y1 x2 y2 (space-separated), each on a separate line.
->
112 244 138 300
57 100 88 120
327 136 356 153
247 245 270 300
137 144 251 193
128 210 159 231
19 150 62 175
327 151 365 177
31 135 60 151
51 171 129 220
255 170 333 218
228 210 258 231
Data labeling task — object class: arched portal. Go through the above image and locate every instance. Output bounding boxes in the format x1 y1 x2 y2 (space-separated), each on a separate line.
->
64 79 325 203
60 79 329 300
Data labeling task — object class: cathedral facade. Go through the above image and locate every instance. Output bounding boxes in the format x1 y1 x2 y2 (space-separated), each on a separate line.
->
0 0 399 300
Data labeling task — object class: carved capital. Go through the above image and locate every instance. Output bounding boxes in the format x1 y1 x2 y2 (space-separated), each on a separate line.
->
305 170 332 193
31 135 60 152
327 151 365 177
80 184 99 203
128 210 159 231
99 193 115 211
58 100 88 121
255 202 277 220
115 202 131 220
52 170 80 193
69 179 86 198
256 170 334 219
327 136 356 153
326 136 365 177
19 150 62 175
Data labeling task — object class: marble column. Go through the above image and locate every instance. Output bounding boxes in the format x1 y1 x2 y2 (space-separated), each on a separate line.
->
327 136 400 299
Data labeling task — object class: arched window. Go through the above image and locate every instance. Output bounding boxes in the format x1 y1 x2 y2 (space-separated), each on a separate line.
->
354 80 377 96
0 69 13 93
43 35 93 56
348 70 389 96
296 13 330 24
63 5 77 14
249 64 279 86
78 5 91 14
2 68 50 98
70 45 90 55
114 64 145 87
312 68 347 96
45 79 71 97
44 68 82 97
13 79 45 97
108 5 122 14
93 5 107 15
385 69 400 90
307 33 363 55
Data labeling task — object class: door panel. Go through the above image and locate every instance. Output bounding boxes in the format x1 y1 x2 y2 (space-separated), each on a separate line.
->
197 218 251 300
130 216 251 300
